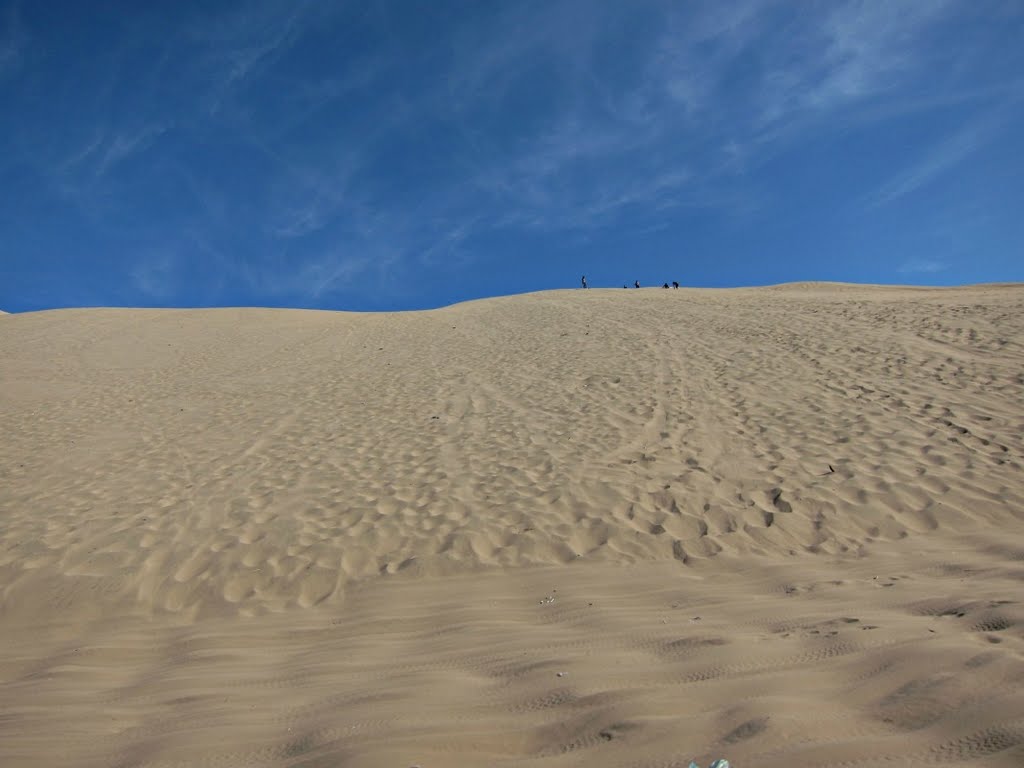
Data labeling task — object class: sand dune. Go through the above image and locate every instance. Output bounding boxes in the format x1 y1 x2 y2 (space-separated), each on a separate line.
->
1 283 1023 766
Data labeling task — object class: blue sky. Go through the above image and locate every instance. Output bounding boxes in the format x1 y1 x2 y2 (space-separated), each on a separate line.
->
1 1 1022 312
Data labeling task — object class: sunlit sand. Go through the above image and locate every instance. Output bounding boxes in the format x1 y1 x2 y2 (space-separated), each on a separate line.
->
1 283 1022 767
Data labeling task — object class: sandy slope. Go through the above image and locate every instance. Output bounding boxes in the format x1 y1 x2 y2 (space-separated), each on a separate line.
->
1 283 1022 767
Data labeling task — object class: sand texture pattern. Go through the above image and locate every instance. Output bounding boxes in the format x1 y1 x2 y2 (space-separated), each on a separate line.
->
1 283 1023 767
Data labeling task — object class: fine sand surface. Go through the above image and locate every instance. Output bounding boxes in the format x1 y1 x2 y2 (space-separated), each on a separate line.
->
1 283 1023 767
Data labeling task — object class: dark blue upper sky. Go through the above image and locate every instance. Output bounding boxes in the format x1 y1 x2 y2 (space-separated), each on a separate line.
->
1 1 1022 312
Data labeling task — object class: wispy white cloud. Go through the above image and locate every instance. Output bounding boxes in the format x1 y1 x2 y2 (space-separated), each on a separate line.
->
443 1 615 112
50 122 168 228
294 252 375 300
717 1 964 159
232 243 383 303
261 146 367 240
59 130 106 173
417 218 483 268
803 1 954 111
0 2 27 79
652 0 767 117
186 0 324 114
870 111 1010 207
257 57 387 144
432 0 970 240
898 258 949 274
92 124 167 178
131 249 178 299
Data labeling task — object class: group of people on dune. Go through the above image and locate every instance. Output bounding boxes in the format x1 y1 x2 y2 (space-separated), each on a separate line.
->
581 276 680 289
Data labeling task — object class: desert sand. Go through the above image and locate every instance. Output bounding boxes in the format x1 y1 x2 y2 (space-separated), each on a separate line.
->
1 283 1023 767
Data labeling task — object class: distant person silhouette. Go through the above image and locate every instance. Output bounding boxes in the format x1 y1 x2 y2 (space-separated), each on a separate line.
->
662 282 669 289
672 281 679 289
634 280 640 288
581 275 587 289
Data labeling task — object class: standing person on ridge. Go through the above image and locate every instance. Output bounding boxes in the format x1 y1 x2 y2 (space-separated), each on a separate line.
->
581 275 587 289
634 280 640 288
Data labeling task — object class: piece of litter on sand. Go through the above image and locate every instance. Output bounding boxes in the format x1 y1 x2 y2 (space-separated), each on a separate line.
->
556 671 566 677
690 760 730 768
